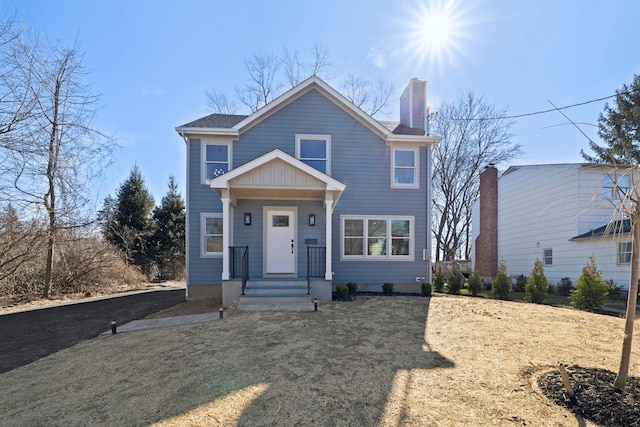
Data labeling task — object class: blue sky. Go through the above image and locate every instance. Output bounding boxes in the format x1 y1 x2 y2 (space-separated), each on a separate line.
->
2 0 639 204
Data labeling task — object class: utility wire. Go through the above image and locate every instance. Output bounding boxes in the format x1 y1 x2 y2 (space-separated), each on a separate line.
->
443 89 638 121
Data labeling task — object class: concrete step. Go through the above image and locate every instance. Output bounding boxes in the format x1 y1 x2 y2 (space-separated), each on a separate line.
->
239 279 315 311
238 301 315 311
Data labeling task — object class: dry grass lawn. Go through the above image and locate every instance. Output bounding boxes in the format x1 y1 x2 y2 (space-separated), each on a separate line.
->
1 295 639 426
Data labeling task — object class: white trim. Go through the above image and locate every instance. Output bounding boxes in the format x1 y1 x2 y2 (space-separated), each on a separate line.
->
200 213 223 258
340 215 415 261
201 139 233 184
295 134 331 175
233 76 391 138
175 127 239 137
391 146 420 189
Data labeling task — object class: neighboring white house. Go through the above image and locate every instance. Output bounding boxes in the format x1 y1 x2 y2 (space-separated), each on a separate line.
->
472 163 636 291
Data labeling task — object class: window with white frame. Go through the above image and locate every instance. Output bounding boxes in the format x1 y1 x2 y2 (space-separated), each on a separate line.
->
543 248 553 266
392 147 419 188
201 214 223 257
296 134 330 174
618 241 632 264
603 174 630 199
202 140 232 182
341 216 414 260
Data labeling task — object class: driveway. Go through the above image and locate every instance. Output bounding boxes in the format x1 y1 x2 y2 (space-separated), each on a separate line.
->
0 288 185 374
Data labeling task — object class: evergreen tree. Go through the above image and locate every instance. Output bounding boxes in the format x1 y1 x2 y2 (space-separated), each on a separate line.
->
570 256 609 310
492 261 510 300
582 74 640 164
151 176 186 279
102 166 155 273
525 259 549 304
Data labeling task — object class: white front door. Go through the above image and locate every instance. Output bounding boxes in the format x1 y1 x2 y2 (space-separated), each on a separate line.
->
265 208 296 274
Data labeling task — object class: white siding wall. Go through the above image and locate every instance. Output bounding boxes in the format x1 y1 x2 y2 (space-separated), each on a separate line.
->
497 164 632 289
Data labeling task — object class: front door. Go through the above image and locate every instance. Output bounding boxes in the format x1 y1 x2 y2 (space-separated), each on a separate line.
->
265 208 296 274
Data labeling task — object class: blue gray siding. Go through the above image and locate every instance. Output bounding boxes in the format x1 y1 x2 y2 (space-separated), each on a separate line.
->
187 88 430 286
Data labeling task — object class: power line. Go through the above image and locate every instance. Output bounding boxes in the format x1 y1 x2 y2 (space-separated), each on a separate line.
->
442 89 637 121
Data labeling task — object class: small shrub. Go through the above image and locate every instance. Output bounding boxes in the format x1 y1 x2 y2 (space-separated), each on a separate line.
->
433 270 445 293
556 277 573 296
467 271 482 296
382 282 394 293
570 256 609 310
606 280 622 298
492 261 510 300
512 274 527 293
346 282 357 294
525 259 549 304
447 274 462 295
421 282 432 296
335 285 349 299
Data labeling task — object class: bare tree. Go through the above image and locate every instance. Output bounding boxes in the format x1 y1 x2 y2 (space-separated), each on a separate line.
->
282 43 331 89
341 74 393 117
0 34 117 298
204 88 237 114
431 92 521 262
235 52 281 113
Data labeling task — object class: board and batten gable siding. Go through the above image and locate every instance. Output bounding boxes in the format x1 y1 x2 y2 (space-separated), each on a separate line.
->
187 138 224 285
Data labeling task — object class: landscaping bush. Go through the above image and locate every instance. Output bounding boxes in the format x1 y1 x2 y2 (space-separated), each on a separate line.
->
467 271 482 296
512 274 527 292
433 270 445 293
492 261 510 300
556 277 573 296
606 280 622 298
570 256 609 310
525 259 549 304
335 285 349 299
382 282 394 293
447 274 462 295
421 282 432 296
346 282 357 294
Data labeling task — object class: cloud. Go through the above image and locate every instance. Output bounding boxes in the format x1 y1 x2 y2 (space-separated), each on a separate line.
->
366 47 387 69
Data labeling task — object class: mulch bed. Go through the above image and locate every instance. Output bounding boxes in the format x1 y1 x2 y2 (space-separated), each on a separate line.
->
537 365 640 426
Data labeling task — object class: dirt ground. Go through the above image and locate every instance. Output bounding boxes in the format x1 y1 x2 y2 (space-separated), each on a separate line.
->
0 294 639 426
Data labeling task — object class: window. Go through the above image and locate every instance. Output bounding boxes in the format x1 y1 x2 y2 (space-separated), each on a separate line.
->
543 248 553 266
201 214 223 257
391 147 419 188
202 140 232 182
618 241 632 264
341 216 414 260
603 175 630 199
296 134 330 174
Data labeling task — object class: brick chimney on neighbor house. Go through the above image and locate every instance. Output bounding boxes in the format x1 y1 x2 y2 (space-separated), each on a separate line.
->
400 78 426 131
475 164 498 281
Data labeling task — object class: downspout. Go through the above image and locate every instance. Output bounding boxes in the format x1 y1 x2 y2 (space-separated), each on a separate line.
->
181 130 190 301
426 144 433 285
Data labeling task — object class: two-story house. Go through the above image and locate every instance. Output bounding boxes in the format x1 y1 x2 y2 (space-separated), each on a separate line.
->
176 76 439 308
473 163 636 292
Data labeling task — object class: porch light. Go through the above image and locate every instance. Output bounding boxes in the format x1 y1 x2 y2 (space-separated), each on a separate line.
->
244 212 252 226
309 213 316 226
219 307 224 319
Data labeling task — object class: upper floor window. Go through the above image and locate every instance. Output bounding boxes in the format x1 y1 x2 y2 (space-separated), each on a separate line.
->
391 147 419 188
603 174 630 199
618 241 632 264
296 134 330 174
202 140 232 182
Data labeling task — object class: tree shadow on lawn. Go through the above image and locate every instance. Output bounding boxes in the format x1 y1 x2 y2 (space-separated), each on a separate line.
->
157 296 454 426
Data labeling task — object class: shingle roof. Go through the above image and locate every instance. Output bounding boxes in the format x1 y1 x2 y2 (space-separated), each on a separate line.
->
178 113 247 129
570 219 631 241
379 121 426 136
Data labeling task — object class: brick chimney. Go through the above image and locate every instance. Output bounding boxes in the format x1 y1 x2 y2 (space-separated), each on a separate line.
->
475 164 498 280
400 78 426 131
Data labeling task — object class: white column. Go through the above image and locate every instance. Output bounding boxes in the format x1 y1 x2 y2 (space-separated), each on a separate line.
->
324 193 333 281
221 190 231 280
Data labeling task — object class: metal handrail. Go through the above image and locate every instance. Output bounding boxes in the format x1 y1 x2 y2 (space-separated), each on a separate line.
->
230 246 249 295
306 246 326 295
